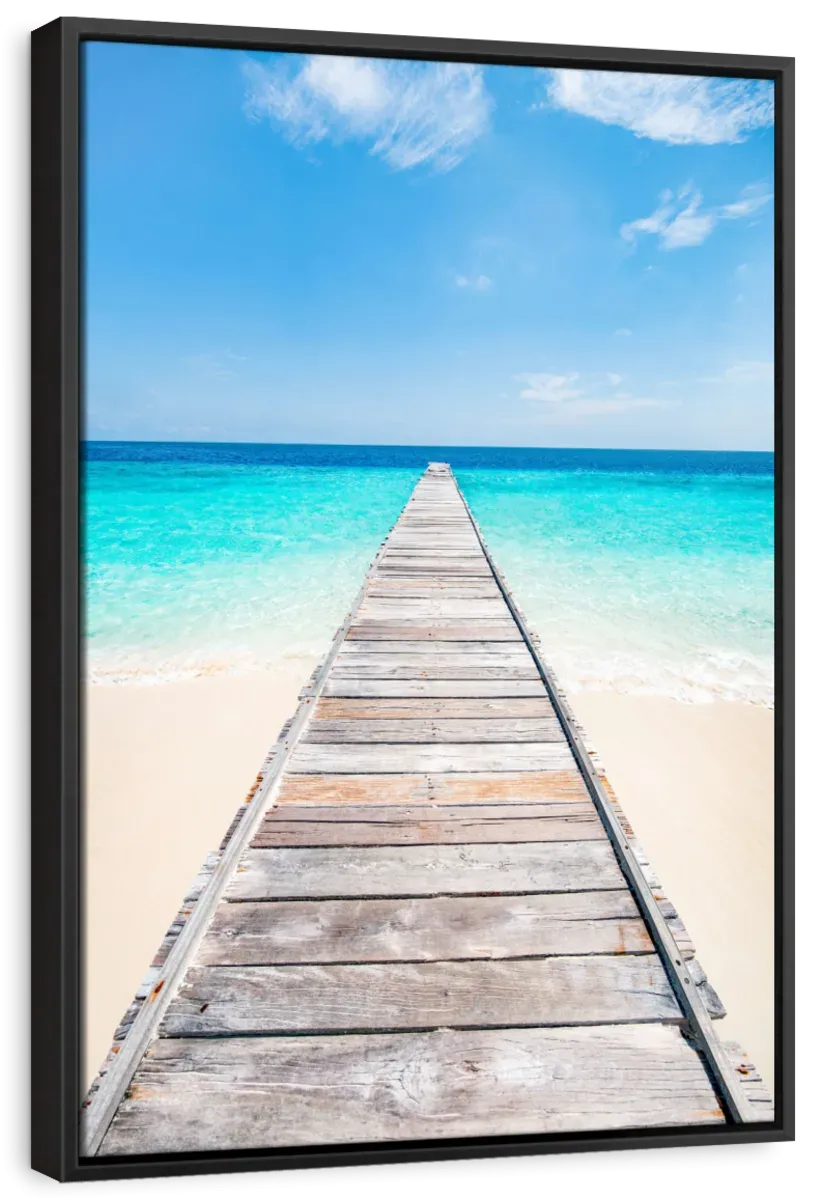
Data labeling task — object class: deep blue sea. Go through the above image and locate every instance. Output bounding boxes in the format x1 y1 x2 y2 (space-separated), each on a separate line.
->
83 443 775 704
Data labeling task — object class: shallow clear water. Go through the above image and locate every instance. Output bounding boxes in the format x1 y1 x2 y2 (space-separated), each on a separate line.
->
83 443 774 703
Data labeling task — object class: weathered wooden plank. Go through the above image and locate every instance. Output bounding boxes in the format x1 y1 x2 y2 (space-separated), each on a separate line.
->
383 545 482 554
287 742 573 774
346 624 521 642
274 771 591 806
200 890 651 964
228 840 626 898
721 1043 775 1115
366 586 502 598
252 807 605 845
374 564 489 573
314 697 556 720
377 565 493 575
335 649 530 664
259 800 595 822
161 955 680 1036
322 678 549 698
379 549 487 558
368 574 498 584
98 1024 724 1155
384 538 481 547
330 660 540 680
303 718 564 744
358 604 512 619
339 640 528 655
381 551 487 560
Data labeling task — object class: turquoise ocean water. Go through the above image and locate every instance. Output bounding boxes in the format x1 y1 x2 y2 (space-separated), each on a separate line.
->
83 443 774 704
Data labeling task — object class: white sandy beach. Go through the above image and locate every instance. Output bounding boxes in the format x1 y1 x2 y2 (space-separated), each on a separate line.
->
83 670 774 1096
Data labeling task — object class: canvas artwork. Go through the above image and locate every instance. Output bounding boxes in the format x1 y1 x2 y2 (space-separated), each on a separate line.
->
78 40 777 1159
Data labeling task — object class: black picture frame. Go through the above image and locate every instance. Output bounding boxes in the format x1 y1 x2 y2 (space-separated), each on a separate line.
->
30 15 795 1183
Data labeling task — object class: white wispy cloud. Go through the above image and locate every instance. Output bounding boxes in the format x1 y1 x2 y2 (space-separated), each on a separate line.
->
719 186 774 219
700 360 774 385
516 372 669 423
544 69 774 145
455 273 493 291
243 54 492 171
614 327 632 338
621 182 771 251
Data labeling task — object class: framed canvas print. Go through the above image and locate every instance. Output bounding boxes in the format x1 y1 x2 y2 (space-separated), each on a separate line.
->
31 15 794 1182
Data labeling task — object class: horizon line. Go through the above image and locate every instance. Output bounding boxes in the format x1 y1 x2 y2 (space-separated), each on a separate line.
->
82 437 775 455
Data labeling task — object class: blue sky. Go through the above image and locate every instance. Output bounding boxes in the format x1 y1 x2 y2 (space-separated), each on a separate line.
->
83 42 775 449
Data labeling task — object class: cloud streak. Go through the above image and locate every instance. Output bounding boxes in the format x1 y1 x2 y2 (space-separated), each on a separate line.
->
243 54 492 171
516 372 669 423
544 70 774 145
700 361 774 385
621 183 771 251
455 273 492 291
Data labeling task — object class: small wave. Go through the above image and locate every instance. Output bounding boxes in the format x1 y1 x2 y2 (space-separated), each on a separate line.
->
86 647 322 687
85 642 773 706
550 652 773 707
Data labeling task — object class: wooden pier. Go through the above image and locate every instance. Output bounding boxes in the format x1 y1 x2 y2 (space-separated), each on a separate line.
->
83 464 771 1156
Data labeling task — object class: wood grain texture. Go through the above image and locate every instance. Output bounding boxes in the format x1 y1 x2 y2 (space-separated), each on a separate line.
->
160 955 680 1036
381 550 487 559
346 624 521 642
259 800 596 822
337 645 532 660
251 807 605 846
302 717 564 744
339 639 524 654
322 678 550 698
357 610 514 623
378 564 490 573
98 1025 724 1155
286 742 574 774
366 585 502 597
227 840 626 899
329 659 540 680
314 697 557 719
200 891 651 964
273 771 592 806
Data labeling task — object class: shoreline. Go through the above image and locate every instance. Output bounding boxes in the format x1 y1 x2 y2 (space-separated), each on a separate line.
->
83 665 774 1096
